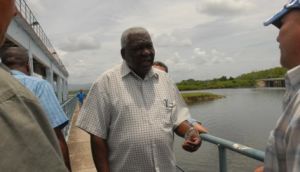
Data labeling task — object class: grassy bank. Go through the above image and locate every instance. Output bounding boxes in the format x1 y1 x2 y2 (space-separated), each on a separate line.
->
177 67 287 91
69 90 223 105
181 92 224 105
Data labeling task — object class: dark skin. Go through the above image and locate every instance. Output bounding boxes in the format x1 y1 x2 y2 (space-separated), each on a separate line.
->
91 135 110 172
121 32 155 79
174 121 202 152
91 31 201 171
54 127 72 171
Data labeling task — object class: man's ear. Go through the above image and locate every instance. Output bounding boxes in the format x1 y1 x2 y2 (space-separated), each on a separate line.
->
121 48 125 60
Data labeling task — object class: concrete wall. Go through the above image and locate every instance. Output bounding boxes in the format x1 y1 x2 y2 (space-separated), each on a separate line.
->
6 19 69 103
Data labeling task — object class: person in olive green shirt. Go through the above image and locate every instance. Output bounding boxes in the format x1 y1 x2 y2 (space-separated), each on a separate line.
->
0 0 68 171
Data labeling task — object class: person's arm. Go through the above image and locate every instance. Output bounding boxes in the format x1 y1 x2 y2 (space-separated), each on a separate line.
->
254 166 264 172
188 118 208 133
91 134 110 172
54 127 72 171
174 120 202 152
194 123 208 133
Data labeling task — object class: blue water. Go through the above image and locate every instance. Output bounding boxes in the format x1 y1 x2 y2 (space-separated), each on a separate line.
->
175 88 285 172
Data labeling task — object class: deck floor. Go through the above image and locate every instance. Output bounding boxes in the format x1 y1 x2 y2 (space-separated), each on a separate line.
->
67 105 96 172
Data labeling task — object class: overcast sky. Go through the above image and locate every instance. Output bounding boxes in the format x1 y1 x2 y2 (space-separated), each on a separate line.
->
26 0 284 84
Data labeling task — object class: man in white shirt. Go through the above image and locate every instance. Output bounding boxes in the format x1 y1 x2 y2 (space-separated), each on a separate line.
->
77 27 202 172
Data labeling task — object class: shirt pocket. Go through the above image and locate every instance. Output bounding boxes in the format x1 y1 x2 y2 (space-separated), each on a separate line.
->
160 98 176 126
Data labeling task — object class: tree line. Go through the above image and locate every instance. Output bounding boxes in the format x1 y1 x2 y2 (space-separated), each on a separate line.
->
177 67 287 90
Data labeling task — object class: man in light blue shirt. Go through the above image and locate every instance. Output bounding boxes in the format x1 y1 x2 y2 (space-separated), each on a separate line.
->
1 47 71 171
76 89 86 107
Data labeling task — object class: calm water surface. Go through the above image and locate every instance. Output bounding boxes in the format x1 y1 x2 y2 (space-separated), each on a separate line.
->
175 88 285 172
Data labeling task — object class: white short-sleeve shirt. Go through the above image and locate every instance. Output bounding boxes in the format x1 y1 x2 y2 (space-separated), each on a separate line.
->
76 61 190 172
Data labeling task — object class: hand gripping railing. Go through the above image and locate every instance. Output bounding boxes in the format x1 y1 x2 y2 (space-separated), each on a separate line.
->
200 133 265 172
61 96 78 140
59 96 265 172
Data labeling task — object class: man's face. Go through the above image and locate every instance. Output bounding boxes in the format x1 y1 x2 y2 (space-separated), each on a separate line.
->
0 0 16 46
122 33 155 78
277 10 300 69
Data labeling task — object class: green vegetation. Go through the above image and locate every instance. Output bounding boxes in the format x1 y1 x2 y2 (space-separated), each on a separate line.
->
177 67 287 91
181 92 224 105
68 67 285 103
69 90 222 105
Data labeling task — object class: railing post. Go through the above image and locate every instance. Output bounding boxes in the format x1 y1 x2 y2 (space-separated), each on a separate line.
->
218 145 227 172
61 96 78 140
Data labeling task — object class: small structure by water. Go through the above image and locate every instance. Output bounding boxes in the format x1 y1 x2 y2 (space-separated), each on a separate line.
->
256 78 285 88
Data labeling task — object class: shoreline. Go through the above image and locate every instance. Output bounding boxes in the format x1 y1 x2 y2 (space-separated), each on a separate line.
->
181 92 225 105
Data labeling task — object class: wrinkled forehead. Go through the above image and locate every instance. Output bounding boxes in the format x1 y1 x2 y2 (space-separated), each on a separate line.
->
127 32 152 45
128 32 151 40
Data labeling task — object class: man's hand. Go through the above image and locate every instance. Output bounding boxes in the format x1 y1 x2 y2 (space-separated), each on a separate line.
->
182 129 202 152
254 166 264 172
193 123 208 133
174 121 202 152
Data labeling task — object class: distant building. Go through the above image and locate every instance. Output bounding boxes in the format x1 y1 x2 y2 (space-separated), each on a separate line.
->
256 78 285 88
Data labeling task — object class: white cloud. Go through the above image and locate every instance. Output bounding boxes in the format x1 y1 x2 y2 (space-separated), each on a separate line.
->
197 0 254 17
192 48 234 65
59 35 101 52
154 34 192 47
24 0 283 84
165 52 195 72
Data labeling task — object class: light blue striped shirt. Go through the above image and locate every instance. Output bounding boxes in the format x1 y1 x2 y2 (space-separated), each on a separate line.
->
264 65 300 172
11 70 68 128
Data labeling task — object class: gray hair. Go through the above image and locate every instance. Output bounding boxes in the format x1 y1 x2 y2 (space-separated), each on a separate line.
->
121 27 151 49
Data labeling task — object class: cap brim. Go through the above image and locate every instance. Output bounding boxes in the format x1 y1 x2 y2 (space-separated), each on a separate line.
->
264 7 289 28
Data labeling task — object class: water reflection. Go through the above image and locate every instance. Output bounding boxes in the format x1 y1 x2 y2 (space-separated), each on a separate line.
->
175 88 285 172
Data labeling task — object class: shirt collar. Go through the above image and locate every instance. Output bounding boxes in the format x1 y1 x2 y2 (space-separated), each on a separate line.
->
120 61 158 80
285 65 300 88
11 70 27 76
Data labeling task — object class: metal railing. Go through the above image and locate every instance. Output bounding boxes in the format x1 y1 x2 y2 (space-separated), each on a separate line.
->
61 96 78 140
15 0 57 60
58 96 265 172
200 133 265 172
14 0 68 75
